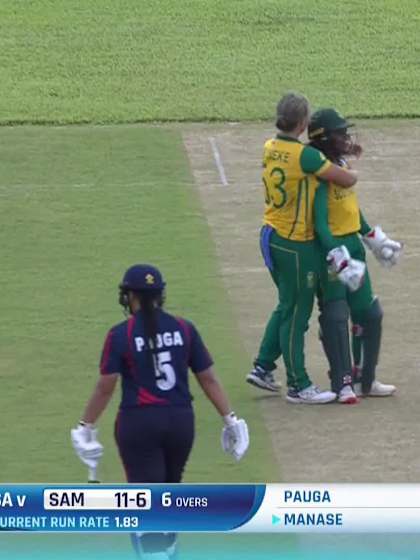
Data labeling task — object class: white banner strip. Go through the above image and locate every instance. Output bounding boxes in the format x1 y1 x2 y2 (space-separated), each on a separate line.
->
235 484 420 533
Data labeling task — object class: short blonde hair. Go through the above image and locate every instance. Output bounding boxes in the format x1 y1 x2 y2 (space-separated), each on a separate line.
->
276 92 310 132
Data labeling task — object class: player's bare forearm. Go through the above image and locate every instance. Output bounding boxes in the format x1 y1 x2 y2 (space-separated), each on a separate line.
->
195 367 231 417
82 374 118 424
319 165 358 188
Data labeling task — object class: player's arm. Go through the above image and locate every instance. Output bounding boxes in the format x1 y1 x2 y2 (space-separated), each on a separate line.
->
301 145 357 188
71 375 117 473
314 181 340 251
187 323 232 417
188 322 249 460
79 327 122 424
359 210 372 235
196 367 249 461
195 366 232 417
71 328 122 473
318 164 357 188
81 374 119 424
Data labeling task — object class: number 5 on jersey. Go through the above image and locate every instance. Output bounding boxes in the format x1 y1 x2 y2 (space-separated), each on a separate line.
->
153 352 176 390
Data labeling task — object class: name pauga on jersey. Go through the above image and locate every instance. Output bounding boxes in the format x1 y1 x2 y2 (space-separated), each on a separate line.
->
134 331 184 352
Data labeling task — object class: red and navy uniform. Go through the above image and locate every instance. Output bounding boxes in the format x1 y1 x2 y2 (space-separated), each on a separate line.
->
100 309 213 483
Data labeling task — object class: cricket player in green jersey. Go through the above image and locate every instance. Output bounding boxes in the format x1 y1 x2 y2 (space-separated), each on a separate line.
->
246 93 359 404
310 108 401 400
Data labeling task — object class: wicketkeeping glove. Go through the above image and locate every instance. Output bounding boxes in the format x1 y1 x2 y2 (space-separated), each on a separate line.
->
71 423 103 470
362 226 402 268
327 246 366 292
221 413 249 461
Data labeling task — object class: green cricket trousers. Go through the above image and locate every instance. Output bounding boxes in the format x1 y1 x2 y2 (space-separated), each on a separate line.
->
257 225 320 390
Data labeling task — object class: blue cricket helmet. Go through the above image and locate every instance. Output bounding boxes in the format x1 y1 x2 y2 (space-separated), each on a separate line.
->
119 264 166 292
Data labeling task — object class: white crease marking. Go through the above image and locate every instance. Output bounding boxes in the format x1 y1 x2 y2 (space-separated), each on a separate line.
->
209 137 229 186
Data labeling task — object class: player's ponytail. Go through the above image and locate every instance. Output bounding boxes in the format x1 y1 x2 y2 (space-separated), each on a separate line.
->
137 289 164 353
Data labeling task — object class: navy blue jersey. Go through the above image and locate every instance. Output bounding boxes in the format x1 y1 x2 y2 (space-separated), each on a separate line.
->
100 310 213 408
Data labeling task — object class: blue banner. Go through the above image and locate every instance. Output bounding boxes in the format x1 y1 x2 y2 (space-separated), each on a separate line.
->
4 483 420 534
0 484 265 532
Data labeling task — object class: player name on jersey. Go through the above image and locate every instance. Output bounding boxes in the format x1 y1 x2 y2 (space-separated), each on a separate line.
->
134 331 184 352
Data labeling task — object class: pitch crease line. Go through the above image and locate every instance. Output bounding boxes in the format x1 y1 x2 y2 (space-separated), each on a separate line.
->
209 137 229 186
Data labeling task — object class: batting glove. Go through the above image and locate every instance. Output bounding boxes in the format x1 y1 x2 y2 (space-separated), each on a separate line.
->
221 412 249 461
363 226 402 267
327 246 366 292
71 422 104 470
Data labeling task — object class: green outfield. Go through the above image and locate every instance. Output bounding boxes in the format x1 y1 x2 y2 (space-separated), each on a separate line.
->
0 0 418 124
0 124 275 482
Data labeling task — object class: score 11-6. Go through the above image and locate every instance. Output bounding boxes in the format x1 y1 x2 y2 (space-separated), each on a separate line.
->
114 491 151 509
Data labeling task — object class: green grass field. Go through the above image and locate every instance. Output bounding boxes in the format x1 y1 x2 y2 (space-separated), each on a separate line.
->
0 124 276 483
0 0 419 124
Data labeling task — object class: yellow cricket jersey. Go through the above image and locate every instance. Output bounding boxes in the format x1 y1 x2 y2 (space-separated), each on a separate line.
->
262 135 332 241
328 161 361 235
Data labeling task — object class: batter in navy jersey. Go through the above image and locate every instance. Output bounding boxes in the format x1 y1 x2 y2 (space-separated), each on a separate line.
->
101 310 213 410
102 298 214 482
71 264 249 559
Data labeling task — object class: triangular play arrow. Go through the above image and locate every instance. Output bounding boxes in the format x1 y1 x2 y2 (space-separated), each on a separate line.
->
272 514 281 525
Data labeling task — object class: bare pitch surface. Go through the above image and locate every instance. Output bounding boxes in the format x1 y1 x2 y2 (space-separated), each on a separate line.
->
183 121 420 482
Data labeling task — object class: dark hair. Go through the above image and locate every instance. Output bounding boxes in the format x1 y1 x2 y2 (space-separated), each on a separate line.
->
276 92 310 132
119 287 164 373
309 131 356 164
137 289 164 353
309 136 335 162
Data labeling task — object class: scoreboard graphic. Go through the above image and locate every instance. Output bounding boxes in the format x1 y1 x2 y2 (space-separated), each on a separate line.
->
1 484 420 533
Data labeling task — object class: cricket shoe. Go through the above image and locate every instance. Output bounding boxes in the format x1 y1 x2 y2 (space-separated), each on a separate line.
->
286 384 336 404
246 365 281 392
354 380 396 397
338 385 359 405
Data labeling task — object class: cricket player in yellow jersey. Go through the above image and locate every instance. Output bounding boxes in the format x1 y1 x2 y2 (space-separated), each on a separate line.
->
310 108 402 400
246 93 359 404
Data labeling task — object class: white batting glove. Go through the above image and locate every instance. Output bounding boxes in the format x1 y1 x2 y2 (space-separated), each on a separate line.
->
327 245 351 274
221 413 249 461
337 259 366 292
71 422 104 470
363 226 403 267
327 246 366 292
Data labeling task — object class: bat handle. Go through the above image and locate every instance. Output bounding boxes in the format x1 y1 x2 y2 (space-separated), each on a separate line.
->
88 466 100 483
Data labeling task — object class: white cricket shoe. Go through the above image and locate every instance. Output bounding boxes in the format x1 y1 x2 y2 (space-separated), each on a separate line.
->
286 384 336 404
338 385 359 405
354 380 396 397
